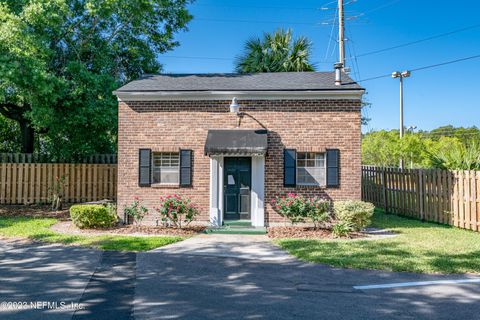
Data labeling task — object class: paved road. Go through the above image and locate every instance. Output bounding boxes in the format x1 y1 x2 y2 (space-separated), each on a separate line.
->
1 238 480 320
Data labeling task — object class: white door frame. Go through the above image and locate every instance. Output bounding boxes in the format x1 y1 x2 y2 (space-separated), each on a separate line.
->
209 156 224 227
250 155 265 227
209 155 265 227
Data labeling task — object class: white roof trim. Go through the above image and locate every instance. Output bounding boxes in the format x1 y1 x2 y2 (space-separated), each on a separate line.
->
113 90 364 101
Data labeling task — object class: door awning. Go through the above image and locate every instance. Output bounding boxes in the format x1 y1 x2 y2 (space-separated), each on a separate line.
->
204 129 268 156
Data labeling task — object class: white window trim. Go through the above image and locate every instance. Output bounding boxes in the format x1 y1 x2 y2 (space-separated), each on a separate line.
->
296 152 327 187
152 152 180 185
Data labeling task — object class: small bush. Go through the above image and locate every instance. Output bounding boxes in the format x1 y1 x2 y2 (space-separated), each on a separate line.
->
70 204 117 229
155 194 199 228
334 201 374 231
272 193 330 228
124 197 149 225
332 221 354 238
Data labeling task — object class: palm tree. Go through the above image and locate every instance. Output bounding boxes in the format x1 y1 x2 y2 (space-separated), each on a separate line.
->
235 29 315 73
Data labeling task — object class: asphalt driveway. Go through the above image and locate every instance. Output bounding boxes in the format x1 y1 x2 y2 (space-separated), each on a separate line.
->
1 238 480 320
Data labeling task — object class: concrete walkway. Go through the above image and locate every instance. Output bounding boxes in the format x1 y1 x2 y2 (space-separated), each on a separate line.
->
150 234 295 261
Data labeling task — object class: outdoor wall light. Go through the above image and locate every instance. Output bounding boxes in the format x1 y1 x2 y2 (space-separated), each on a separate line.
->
229 97 240 114
229 97 243 127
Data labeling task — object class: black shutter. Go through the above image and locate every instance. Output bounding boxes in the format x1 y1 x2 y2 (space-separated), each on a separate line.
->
284 149 296 187
138 149 151 187
179 149 192 187
326 149 340 187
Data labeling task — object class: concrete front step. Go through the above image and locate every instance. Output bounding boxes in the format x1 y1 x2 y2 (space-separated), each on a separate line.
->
204 227 267 235
223 220 252 227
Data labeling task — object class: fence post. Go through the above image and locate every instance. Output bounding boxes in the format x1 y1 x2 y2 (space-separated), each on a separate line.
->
418 169 424 221
382 167 388 213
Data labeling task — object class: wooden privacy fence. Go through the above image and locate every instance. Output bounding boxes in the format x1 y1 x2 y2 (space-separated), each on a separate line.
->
0 163 117 205
0 153 117 164
362 166 480 231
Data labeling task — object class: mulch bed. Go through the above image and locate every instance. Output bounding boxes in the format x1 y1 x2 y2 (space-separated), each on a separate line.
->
0 205 205 237
114 224 206 236
51 220 206 237
0 205 71 220
267 226 365 240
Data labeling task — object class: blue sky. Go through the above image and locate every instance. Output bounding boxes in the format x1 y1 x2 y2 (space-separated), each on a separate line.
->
159 0 480 132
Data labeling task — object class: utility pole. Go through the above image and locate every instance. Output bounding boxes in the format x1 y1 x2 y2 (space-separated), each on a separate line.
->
338 0 345 69
392 70 411 169
399 75 404 139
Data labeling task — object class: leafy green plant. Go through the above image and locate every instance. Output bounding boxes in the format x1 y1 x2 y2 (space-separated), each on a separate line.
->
124 197 149 225
427 140 480 170
332 221 354 238
235 28 315 73
361 127 480 169
49 175 66 211
70 204 117 229
272 193 330 228
334 201 374 231
155 194 199 229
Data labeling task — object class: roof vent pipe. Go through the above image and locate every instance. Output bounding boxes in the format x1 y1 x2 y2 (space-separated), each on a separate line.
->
334 62 343 86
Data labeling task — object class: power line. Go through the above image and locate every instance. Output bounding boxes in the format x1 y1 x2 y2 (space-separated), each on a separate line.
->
323 8 338 61
356 73 391 83
194 3 318 11
194 18 321 26
355 23 480 58
410 54 480 72
356 54 480 83
160 55 335 64
161 55 232 61
363 0 402 15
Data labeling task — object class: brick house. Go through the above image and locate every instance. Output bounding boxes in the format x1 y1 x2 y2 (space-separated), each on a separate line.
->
113 71 364 227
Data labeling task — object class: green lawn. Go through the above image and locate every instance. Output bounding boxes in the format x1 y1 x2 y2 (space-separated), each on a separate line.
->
277 209 480 274
0 217 183 251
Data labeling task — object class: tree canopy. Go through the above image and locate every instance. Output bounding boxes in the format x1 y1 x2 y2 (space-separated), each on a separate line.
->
235 28 315 73
0 0 192 159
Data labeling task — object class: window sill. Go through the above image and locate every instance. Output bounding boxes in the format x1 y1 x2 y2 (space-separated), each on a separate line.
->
296 184 327 189
151 183 180 189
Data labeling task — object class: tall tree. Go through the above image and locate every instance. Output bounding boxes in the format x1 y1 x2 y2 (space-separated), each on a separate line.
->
235 28 315 73
0 0 192 158
0 114 21 152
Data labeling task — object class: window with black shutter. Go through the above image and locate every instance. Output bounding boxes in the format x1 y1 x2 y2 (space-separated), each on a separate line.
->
326 149 340 187
152 152 179 184
296 152 326 186
179 149 192 187
138 149 151 187
284 149 296 187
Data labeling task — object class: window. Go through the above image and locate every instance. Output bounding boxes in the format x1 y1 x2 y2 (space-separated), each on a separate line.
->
296 152 326 186
152 152 179 184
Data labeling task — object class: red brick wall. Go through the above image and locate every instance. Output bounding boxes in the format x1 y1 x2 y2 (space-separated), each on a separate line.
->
117 99 362 225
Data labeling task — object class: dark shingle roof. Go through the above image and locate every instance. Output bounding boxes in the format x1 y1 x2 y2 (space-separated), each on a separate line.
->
115 72 363 92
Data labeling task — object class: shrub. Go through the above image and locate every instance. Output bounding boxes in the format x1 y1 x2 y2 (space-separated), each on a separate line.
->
307 200 330 229
427 140 480 170
49 175 66 211
332 221 354 238
70 204 117 229
334 201 374 231
155 194 199 228
272 193 330 228
124 197 149 225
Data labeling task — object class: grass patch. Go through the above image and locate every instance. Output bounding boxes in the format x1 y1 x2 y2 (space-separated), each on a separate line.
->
277 209 480 274
0 217 183 251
